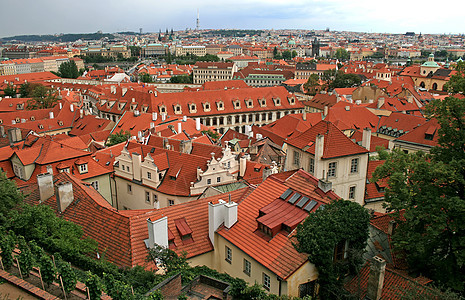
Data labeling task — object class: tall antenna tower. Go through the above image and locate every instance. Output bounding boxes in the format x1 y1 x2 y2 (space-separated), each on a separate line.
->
196 9 200 31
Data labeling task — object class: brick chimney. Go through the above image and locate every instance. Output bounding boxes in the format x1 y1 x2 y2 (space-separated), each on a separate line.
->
37 173 54 203
366 256 387 300
56 182 74 213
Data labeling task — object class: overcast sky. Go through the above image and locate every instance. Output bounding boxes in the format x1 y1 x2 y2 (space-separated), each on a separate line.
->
1 0 464 37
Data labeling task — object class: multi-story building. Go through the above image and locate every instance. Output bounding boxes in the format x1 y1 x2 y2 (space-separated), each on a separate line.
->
284 120 370 205
192 62 238 84
175 45 206 57
294 63 337 80
141 44 168 57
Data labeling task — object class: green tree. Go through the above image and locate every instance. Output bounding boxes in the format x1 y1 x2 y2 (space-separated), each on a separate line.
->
55 255 77 294
146 245 189 274
292 50 298 58
335 48 349 60
3 83 16 97
201 129 219 141
282 50 292 60
170 74 193 84
273 47 278 59
17 235 34 277
85 271 103 300
0 170 23 220
330 72 361 89
146 290 164 300
103 273 134 300
58 60 80 79
26 85 58 109
294 200 370 299
444 61 465 93
303 73 320 96
38 254 56 287
107 130 131 146
373 96 465 291
139 73 153 83
0 231 16 270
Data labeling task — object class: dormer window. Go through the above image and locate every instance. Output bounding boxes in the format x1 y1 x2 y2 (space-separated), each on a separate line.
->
38 124 44 129
58 121 64 126
142 106 148 113
16 103 24 110
175 218 193 245
30 116 35 121
259 98 266 107
159 105 166 114
15 117 20 123
288 97 295 105
75 160 88 174
273 97 281 106
216 101 224 111
189 103 197 113
173 104 182 114
233 100 241 109
118 103 125 110
131 104 137 111
203 102 211 112
245 98 253 108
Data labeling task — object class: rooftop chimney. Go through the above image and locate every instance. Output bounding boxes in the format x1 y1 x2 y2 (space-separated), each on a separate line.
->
37 173 54 203
366 256 387 300
318 178 332 193
224 202 238 229
152 112 158 121
49 111 54 119
56 181 74 213
195 118 201 131
362 128 372 151
146 217 169 248
177 122 182 134
387 220 397 236
208 200 227 247
302 111 307 121
377 97 385 109
323 105 329 118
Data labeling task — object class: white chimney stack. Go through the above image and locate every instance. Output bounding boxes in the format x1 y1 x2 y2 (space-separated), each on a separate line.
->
195 118 201 131
162 113 166 121
37 173 54 203
70 104 74 112
182 115 187 122
362 128 372 151
152 112 157 121
56 181 74 213
177 122 182 134
224 202 238 229
146 217 169 248
49 111 54 119
208 200 226 247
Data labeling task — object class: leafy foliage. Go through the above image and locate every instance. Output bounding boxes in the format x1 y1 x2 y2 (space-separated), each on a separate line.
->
330 72 362 89
55 254 77 294
303 73 320 96
107 129 131 146
85 271 104 300
201 129 219 141
373 96 465 291
139 72 153 83
103 273 134 300
17 236 34 277
0 170 23 220
169 74 193 84
58 60 80 79
0 231 16 270
38 254 56 287
26 85 58 109
335 48 350 60
444 61 465 93
294 200 370 299
2 83 17 97
147 245 189 274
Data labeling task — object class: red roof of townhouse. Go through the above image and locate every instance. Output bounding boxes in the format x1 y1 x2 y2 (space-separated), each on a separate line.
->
201 80 249 90
286 120 369 159
365 160 387 202
394 118 439 149
326 102 380 131
377 113 427 137
217 169 339 280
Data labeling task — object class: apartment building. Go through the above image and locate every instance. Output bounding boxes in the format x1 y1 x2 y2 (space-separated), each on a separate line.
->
192 62 238 84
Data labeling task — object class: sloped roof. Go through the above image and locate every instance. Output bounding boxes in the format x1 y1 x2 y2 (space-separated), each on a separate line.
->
395 118 439 148
217 169 339 279
286 120 369 159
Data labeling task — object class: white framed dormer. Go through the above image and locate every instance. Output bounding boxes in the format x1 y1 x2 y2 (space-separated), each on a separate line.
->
273 97 281 106
173 104 182 115
233 99 241 110
288 96 296 105
216 101 225 111
75 161 88 174
203 102 211 112
259 97 267 108
189 103 197 113
159 104 167 114
245 98 254 108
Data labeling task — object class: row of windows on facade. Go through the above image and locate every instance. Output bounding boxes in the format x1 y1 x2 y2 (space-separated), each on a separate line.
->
126 184 175 206
202 110 298 127
293 153 360 175
225 246 271 291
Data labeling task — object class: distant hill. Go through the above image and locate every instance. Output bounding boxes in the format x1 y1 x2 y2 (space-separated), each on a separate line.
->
203 29 264 37
0 33 115 43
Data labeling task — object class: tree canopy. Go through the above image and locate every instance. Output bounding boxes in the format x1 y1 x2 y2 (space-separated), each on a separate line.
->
26 85 59 109
294 199 370 298
335 48 350 60
58 60 80 79
107 130 131 146
373 95 465 291
444 61 465 94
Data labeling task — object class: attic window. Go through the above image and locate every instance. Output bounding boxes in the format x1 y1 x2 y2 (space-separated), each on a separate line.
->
216 101 224 111
118 103 124 110
131 104 137 111
38 124 44 129
142 106 148 113
233 100 241 109
189 103 197 113
174 104 182 114
273 97 281 106
174 218 193 244
203 102 211 112
0 119 2 124
58 121 64 126
245 99 253 108
15 117 20 123
30 116 35 121
288 97 296 105
159 105 166 113
259 98 266 107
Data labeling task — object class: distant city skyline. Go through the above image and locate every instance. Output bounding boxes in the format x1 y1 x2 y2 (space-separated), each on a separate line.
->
1 0 464 38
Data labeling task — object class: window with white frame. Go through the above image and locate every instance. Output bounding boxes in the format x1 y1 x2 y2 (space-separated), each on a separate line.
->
349 186 356 199
328 162 337 177
147 172 152 179
145 191 150 203
350 158 359 173
243 259 251 276
153 194 158 203
79 163 88 174
225 246 232 263
263 273 270 291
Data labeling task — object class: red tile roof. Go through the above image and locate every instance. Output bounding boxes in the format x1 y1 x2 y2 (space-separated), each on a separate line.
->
395 119 439 148
286 120 369 159
217 169 339 279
